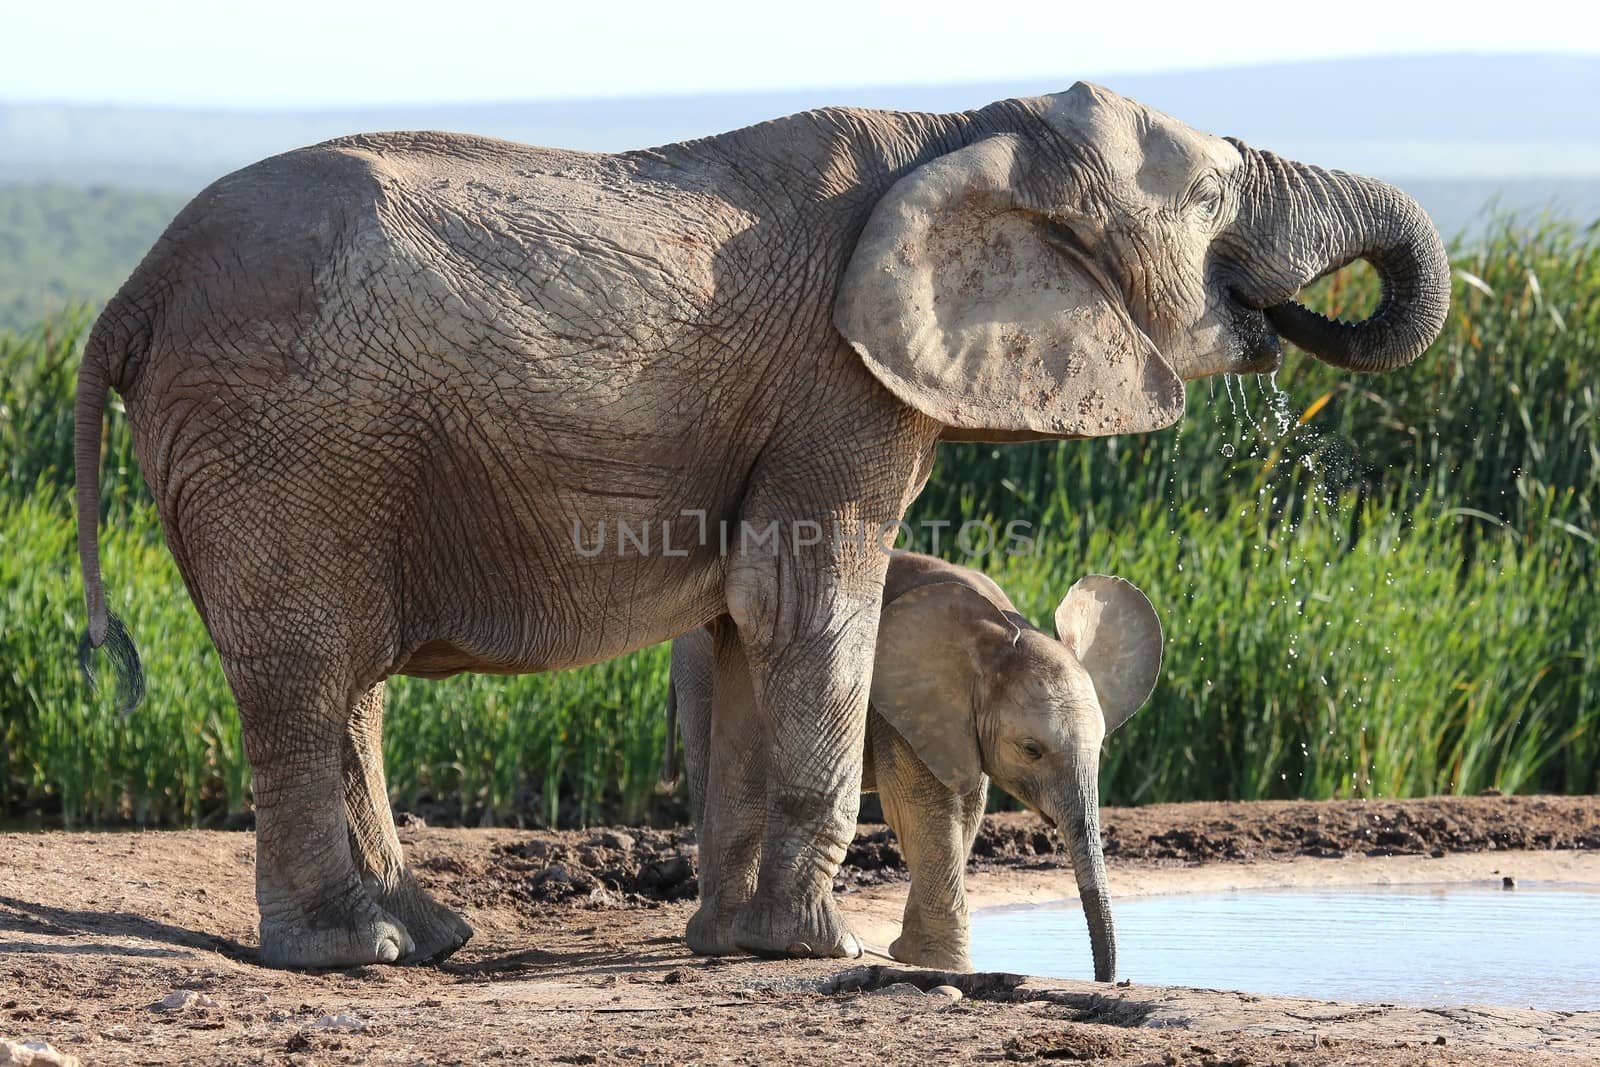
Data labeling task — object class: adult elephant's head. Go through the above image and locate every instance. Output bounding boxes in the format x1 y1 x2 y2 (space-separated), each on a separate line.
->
834 82 1450 440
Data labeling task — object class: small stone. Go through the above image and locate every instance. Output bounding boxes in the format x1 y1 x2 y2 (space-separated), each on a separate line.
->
600 831 636 852
536 863 572 886
151 990 215 1013
873 981 925 997
1502 876 1517 889
267 1009 292 1022
637 855 693 892
310 1011 366 1032
929 985 963 1003
0 1040 80 1067
821 966 874 993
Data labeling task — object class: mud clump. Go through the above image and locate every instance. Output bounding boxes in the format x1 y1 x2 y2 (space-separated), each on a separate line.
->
483 827 699 908
1002 1025 1127 1061
840 828 904 886
969 822 1063 865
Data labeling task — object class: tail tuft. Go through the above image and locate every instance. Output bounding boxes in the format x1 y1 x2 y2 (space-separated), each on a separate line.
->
78 611 146 716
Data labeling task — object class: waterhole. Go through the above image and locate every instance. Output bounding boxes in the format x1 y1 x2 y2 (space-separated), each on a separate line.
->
969 882 1600 1010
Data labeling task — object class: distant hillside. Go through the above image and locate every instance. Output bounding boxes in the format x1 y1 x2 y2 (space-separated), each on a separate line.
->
1399 178 1600 240
2 54 1597 331
0 177 1594 335
0 184 184 331
3 53 1597 194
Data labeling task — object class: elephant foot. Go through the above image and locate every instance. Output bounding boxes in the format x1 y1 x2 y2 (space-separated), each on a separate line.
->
889 930 973 972
733 889 862 959
685 897 745 956
368 871 474 964
258 888 414 970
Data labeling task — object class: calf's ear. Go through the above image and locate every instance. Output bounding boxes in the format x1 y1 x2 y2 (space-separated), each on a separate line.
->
871 581 1016 795
1053 575 1163 732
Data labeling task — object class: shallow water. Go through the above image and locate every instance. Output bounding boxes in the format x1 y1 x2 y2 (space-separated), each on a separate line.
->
970 882 1600 1010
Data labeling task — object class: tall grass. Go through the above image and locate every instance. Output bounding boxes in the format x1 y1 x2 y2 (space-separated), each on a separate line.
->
1 220 1595 826
1 491 246 825
915 219 1600 552
982 489 1598 803
1 310 146 520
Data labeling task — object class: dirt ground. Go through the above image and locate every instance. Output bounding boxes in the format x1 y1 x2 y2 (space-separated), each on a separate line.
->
3 794 1597 1065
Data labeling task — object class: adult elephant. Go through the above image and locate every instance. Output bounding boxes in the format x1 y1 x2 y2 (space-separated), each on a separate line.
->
74 82 1449 969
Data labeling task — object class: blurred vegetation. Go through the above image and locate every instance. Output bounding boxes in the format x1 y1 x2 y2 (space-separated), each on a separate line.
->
0 184 186 332
1 218 1596 827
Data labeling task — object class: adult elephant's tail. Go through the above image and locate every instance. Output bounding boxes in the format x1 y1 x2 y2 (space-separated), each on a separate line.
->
75 314 145 714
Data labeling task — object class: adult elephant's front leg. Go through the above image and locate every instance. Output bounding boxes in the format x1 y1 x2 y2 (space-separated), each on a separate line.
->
725 508 890 959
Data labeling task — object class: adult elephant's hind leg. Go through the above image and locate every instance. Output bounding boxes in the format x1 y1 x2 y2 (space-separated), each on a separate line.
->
343 680 473 962
685 623 766 955
229 649 414 969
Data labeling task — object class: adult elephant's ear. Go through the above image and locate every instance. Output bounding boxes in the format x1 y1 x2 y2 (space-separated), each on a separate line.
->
834 134 1184 437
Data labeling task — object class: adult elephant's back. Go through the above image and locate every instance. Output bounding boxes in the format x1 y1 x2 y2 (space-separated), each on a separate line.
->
106 131 741 422
78 131 760 683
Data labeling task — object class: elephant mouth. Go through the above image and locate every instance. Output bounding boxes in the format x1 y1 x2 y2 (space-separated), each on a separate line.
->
1231 299 1286 375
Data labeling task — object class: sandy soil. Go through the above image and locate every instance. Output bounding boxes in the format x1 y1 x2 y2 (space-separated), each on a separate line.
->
2 794 1597 1065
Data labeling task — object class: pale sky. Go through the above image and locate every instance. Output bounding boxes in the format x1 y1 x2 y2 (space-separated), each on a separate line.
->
8 0 1600 109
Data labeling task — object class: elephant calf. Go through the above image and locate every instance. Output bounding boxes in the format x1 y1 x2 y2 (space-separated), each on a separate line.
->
668 553 1162 978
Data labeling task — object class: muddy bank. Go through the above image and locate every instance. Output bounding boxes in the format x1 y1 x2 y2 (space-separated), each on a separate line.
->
463 794 1600 906
1094 794 1600 862
2 794 1597 1065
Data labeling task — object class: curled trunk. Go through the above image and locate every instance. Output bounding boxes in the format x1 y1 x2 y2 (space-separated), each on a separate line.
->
1227 140 1451 374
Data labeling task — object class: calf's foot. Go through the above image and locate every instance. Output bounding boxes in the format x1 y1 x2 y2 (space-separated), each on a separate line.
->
889 928 973 972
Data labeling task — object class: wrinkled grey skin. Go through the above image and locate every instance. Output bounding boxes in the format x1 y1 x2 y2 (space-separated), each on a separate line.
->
75 81 1449 970
669 554 1161 979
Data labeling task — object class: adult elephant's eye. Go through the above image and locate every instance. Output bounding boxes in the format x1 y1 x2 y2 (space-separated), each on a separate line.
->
1189 175 1224 221
1016 738 1045 761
